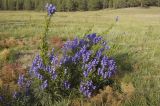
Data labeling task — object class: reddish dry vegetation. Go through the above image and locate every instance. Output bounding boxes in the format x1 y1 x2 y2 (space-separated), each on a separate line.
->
0 63 26 84
0 63 26 92
50 36 75 49
0 37 25 48
0 63 26 95
50 36 64 49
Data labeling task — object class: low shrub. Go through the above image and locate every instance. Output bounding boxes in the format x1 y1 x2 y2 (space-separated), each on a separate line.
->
11 33 117 106
0 4 118 106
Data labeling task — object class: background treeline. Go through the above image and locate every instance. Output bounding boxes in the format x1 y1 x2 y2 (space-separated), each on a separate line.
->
0 0 160 11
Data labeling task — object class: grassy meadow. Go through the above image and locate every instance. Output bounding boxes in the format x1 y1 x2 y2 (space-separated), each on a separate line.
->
0 7 160 105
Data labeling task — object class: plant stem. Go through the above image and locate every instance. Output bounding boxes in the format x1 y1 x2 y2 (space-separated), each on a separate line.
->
40 16 51 65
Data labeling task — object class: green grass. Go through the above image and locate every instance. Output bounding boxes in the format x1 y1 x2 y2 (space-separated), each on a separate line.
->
0 7 160 105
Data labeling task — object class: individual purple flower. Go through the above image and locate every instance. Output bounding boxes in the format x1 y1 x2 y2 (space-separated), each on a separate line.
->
49 48 58 65
86 33 96 41
29 54 44 75
60 56 72 65
79 39 87 47
37 73 43 80
91 58 99 66
98 68 104 76
63 81 71 89
50 55 58 66
18 74 24 87
108 59 116 73
80 80 96 98
13 92 21 99
46 66 51 73
83 71 88 77
13 92 17 99
51 70 57 80
71 38 79 50
63 41 72 51
93 36 102 44
105 45 110 50
80 45 87 54
82 51 92 63
86 33 102 44
107 71 112 78
46 3 56 16
101 56 108 68
72 52 81 63
103 72 108 79
86 62 93 73
101 41 110 50
62 38 79 52
84 59 99 76
41 80 48 90
96 49 102 60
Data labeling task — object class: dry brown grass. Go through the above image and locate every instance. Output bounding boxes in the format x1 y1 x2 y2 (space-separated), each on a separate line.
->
121 82 135 98
50 36 64 49
0 49 10 61
82 83 135 106
69 100 81 106
0 37 25 48
30 35 41 45
0 63 26 84
0 63 26 96
69 83 135 106
90 86 123 106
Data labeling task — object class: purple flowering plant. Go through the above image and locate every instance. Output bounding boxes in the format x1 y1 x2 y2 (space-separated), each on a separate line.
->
12 3 117 105
59 33 117 98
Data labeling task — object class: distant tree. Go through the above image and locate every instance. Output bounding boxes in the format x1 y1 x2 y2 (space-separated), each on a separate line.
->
158 0 160 6
112 0 127 8
0 0 159 11
34 0 39 10
78 0 88 11
16 0 19 10
0 0 2 9
148 0 154 6
23 0 31 10
32 0 44 11
127 0 140 7
112 0 117 8
56 0 62 11
88 0 103 10
102 0 109 9
2 0 8 10
56 0 67 11
108 0 113 8
61 0 67 11
66 0 78 11
139 0 150 7
30 0 35 10
51 0 58 8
